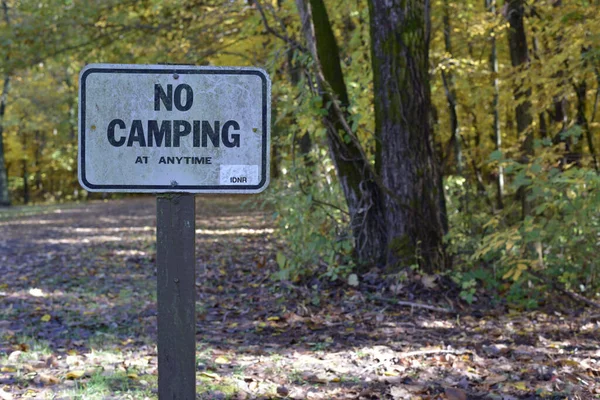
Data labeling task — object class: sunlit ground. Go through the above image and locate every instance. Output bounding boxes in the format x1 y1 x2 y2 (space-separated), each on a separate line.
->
0 197 598 399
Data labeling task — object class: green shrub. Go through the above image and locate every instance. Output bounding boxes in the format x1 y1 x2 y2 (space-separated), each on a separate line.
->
262 163 355 283
448 140 600 306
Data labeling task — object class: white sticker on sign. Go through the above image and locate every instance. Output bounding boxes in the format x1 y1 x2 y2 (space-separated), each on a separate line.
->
220 165 259 185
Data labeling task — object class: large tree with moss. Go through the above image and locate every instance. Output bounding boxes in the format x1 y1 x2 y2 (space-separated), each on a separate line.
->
296 0 446 270
296 0 388 266
368 0 446 269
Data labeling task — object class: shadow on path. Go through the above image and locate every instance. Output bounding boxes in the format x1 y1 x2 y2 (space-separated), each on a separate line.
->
0 197 597 399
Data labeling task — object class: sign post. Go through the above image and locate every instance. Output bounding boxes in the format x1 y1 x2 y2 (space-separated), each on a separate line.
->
78 64 270 399
156 194 196 399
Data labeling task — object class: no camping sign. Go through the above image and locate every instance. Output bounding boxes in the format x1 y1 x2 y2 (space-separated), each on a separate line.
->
78 64 271 193
78 63 271 399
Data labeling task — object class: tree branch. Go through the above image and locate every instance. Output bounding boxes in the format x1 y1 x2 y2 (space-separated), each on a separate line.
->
528 269 600 309
367 294 455 314
255 0 307 53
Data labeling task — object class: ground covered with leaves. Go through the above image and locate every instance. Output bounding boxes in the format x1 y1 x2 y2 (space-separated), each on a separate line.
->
0 197 598 399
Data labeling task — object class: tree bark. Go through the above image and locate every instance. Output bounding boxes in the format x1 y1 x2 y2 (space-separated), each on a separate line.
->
441 0 462 175
486 0 504 210
0 75 10 206
20 129 29 204
593 68 600 124
296 0 388 266
368 0 447 271
574 79 599 172
0 0 11 206
286 39 314 175
505 0 533 218
34 130 44 194
539 111 548 140
506 0 533 150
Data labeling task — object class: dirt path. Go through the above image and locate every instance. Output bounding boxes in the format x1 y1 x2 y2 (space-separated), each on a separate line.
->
0 197 598 399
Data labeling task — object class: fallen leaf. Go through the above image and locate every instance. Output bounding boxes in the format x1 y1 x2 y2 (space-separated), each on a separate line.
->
445 387 467 400
200 371 219 379
65 370 86 380
8 351 22 362
556 358 580 367
483 373 508 386
510 381 529 391
40 373 60 385
390 386 411 399
276 386 289 397
302 372 335 384
421 274 437 289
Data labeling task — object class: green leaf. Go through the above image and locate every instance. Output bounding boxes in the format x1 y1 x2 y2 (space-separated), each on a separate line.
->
530 163 542 175
276 252 287 269
489 150 503 161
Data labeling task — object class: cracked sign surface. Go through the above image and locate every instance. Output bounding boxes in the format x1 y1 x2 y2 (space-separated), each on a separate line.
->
78 64 271 193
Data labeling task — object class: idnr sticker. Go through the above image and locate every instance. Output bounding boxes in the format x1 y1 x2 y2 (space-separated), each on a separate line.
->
220 165 259 185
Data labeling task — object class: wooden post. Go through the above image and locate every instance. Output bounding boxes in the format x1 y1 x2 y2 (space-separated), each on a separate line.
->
157 194 196 399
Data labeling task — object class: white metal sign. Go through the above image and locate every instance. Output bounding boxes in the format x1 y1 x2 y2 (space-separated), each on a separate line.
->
78 64 271 193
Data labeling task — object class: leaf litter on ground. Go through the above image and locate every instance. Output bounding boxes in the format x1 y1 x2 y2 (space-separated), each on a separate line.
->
0 197 598 399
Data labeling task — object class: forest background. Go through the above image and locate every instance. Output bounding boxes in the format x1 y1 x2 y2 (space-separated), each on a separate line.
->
1 0 599 309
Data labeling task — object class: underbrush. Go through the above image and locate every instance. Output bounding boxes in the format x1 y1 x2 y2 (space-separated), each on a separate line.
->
447 142 600 309
263 136 600 310
261 162 355 284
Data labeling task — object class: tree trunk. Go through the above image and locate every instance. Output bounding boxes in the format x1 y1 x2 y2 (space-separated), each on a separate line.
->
21 130 29 204
368 0 447 271
296 0 388 266
539 111 548 140
486 0 504 210
0 0 11 206
506 0 533 218
574 79 599 172
34 130 44 195
286 39 314 175
506 0 533 150
21 159 29 204
593 68 600 124
441 0 462 175
0 75 10 206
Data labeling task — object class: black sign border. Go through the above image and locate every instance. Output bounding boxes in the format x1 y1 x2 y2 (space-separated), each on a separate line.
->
79 67 269 192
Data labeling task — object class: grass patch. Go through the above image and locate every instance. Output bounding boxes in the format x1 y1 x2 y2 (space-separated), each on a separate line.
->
0 202 84 221
197 375 240 399
0 336 53 361
56 371 156 400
